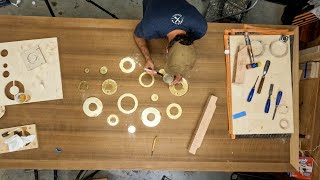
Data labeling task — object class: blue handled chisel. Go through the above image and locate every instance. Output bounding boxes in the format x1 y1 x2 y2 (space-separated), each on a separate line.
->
247 76 259 102
272 91 283 120
264 84 274 113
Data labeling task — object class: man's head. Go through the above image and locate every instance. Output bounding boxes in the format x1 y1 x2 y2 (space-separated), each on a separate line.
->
165 34 196 75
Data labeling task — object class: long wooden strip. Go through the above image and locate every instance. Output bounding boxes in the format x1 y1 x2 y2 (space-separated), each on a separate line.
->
188 95 218 155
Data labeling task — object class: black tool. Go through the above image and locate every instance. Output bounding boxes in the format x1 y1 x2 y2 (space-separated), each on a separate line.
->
247 76 259 102
272 91 283 120
257 60 271 94
264 84 274 113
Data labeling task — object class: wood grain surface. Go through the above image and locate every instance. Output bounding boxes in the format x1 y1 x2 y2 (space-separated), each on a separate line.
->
0 16 298 171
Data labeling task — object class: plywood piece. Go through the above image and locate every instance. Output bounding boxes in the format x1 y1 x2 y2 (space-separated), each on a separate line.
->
0 38 63 106
189 95 217 154
233 46 249 84
0 124 38 154
229 35 294 135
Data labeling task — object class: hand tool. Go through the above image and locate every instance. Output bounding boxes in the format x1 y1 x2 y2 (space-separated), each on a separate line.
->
264 84 274 113
151 136 158 156
144 68 174 84
244 32 255 64
272 91 283 120
247 76 259 102
257 60 271 94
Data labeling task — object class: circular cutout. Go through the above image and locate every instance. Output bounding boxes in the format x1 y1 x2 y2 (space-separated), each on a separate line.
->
5 81 25 100
3 71 9 78
119 57 136 73
84 68 90 74
166 103 182 120
9 86 19 95
141 107 161 127
83 97 103 117
100 66 108 75
169 78 189 96
1 49 8 57
89 103 97 111
3 64 8 68
139 72 155 88
269 40 289 58
0 106 5 119
251 40 265 57
78 81 89 92
102 79 117 95
279 119 289 130
151 94 158 102
128 125 136 134
107 114 119 126
117 93 138 114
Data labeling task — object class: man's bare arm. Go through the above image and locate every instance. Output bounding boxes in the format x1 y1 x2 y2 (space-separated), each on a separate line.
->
133 34 152 62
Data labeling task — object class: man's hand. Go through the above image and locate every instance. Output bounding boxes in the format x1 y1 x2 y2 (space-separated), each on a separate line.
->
171 74 183 85
144 60 157 75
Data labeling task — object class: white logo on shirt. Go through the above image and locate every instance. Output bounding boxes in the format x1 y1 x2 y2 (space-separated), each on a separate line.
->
171 14 184 25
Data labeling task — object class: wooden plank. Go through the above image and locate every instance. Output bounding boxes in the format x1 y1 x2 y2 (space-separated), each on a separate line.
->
0 15 298 171
233 46 248 84
0 124 38 154
189 95 218 154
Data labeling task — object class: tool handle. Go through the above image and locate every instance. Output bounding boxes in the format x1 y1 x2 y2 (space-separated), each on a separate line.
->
276 91 283 106
257 77 265 94
265 99 270 113
247 88 254 102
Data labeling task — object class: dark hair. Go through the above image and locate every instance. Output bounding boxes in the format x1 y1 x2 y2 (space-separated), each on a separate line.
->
168 33 194 49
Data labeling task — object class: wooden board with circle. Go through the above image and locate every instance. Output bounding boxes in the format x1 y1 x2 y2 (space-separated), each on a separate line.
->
0 38 63 106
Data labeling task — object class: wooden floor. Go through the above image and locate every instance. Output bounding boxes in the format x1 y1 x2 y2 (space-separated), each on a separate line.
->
0 16 298 171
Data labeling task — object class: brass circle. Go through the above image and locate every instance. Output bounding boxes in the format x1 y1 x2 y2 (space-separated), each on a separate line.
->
169 78 189 96
139 72 155 88
100 66 108 75
1 49 8 57
84 68 90 74
107 114 119 126
117 93 138 114
78 81 89 92
166 103 182 120
119 57 136 73
102 79 117 95
151 94 159 102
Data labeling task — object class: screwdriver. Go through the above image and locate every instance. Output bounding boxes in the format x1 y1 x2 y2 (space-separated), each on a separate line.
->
264 84 274 113
247 76 259 102
257 60 271 94
272 91 283 120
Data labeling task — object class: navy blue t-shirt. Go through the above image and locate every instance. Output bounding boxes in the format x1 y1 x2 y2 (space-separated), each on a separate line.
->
134 0 208 40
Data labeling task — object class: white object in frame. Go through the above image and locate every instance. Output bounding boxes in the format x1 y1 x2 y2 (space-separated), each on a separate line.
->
0 37 63 106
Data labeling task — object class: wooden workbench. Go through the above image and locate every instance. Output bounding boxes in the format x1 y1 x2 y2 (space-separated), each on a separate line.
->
0 16 299 171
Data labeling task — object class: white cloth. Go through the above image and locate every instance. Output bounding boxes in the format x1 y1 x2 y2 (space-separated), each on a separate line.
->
311 6 320 19
4 135 36 152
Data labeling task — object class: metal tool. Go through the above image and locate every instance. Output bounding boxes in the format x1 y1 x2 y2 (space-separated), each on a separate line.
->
151 136 158 156
264 84 274 113
244 32 255 64
144 68 174 84
272 91 283 120
247 76 259 102
257 60 271 94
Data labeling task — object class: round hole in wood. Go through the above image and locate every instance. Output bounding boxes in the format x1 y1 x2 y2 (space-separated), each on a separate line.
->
1 49 8 57
3 71 9 78
3 64 8 68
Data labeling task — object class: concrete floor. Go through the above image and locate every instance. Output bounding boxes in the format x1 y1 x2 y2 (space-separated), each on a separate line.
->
0 0 284 179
